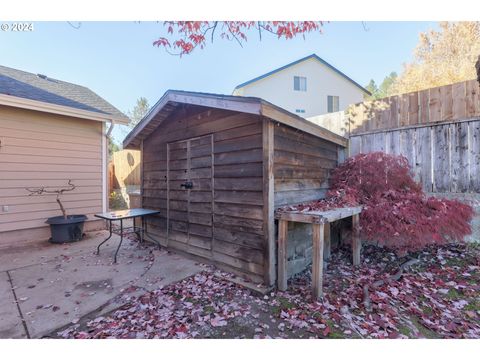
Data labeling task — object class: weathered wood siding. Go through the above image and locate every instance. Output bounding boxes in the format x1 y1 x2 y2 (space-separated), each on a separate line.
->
0 105 104 238
142 106 265 281
350 118 480 193
273 123 341 207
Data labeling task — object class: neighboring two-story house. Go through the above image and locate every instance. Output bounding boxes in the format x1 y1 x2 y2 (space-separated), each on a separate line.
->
233 54 370 118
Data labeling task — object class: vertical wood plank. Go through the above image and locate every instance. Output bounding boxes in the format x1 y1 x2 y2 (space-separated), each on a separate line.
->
337 146 346 164
389 96 399 128
450 122 469 192
277 219 288 291
350 136 361 156
373 132 386 153
384 131 392 155
429 86 442 123
210 134 215 257
452 82 467 120
432 124 451 192
352 214 361 266
263 119 275 286
399 94 409 127
166 142 170 247
408 92 419 125
138 139 144 234
441 84 453 121
400 129 416 172
415 127 433 192
312 223 325 299
323 222 331 261
361 133 374 153
186 139 191 246
379 98 392 130
469 121 480 192
466 80 480 118
418 89 429 124
389 130 401 155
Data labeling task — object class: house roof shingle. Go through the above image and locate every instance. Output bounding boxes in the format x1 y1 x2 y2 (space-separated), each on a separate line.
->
0 64 128 121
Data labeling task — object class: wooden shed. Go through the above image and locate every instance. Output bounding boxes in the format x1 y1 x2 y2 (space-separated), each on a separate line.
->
123 90 348 286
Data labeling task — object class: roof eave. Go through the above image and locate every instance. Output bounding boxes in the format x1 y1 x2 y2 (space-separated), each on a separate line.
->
123 90 348 150
0 93 129 124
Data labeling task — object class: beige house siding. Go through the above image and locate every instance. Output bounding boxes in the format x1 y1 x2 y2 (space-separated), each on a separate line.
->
0 105 105 247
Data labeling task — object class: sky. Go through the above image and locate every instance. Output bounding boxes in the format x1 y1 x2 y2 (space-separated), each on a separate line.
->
0 21 438 143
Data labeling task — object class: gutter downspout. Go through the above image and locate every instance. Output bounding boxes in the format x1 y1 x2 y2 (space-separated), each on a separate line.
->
103 120 115 213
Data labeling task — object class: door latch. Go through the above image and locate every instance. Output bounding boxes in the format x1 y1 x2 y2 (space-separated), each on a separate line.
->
180 181 193 189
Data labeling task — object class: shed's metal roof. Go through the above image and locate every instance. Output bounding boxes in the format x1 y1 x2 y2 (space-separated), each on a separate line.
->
123 90 348 149
0 64 128 121
234 53 371 95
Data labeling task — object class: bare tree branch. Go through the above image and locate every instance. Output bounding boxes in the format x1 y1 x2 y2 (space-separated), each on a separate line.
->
26 180 76 218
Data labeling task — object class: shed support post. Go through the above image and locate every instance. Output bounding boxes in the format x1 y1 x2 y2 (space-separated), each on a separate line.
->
323 222 331 261
352 214 361 266
312 223 325 299
263 119 275 286
277 219 288 291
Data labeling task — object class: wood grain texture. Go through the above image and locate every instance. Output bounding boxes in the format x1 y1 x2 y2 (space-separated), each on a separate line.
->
263 119 276 286
277 219 288 291
143 108 267 279
350 118 480 194
352 214 361 266
312 223 325 299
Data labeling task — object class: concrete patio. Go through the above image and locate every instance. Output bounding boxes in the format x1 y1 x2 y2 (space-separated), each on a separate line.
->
0 229 203 339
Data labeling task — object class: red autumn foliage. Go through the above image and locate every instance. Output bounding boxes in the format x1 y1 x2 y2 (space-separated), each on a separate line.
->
153 21 325 55
282 152 474 254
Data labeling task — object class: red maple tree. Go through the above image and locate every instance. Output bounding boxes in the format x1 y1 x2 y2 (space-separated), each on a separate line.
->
281 152 474 254
153 21 326 55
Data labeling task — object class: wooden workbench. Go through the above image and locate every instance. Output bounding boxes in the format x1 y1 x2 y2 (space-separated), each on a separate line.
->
275 206 363 299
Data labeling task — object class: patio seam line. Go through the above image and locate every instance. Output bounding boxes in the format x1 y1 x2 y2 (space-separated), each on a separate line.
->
6 270 31 339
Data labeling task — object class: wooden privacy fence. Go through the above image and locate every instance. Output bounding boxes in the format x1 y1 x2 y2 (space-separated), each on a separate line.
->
348 79 480 134
309 79 480 137
108 149 141 190
350 118 480 193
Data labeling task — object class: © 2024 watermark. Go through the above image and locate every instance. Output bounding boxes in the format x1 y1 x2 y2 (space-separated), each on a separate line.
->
1 22 34 32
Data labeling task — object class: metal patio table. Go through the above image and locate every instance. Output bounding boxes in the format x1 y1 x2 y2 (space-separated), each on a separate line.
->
94 208 161 263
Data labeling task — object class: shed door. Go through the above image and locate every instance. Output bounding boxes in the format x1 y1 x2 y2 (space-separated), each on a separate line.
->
167 134 213 257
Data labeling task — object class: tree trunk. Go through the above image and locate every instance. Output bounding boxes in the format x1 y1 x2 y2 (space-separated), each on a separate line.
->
57 198 67 219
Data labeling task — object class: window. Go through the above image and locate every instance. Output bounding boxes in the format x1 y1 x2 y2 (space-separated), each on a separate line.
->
295 109 306 114
327 95 339 113
293 76 307 91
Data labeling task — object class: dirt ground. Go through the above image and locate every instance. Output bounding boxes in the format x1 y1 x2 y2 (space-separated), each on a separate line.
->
54 242 480 339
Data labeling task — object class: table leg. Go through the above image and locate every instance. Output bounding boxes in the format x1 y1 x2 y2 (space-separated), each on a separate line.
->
312 223 325 299
141 216 145 244
113 218 124 263
352 214 361 266
277 220 288 291
96 220 113 255
323 222 331 261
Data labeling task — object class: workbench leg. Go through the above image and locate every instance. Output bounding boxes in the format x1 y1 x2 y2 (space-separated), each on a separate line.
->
352 214 361 266
277 220 288 291
323 222 331 261
312 223 325 299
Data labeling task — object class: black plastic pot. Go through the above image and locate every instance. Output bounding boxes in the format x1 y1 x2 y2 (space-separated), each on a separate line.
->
45 215 87 244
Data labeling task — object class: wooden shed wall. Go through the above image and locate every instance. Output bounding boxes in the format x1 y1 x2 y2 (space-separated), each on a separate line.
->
142 106 266 281
273 123 341 207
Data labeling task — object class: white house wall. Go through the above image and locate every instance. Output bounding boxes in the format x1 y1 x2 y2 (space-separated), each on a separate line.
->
234 57 366 118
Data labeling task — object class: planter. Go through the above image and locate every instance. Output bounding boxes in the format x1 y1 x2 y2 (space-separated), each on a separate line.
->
45 215 87 244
